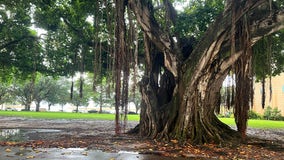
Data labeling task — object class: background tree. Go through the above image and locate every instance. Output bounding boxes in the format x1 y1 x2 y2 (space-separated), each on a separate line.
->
11 81 34 110
33 76 60 112
92 76 115 113
70 73 95 112
0 82 12 109
45 78 70 111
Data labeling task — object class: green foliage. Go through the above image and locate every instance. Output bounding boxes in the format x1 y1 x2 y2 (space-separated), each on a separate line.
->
71 73 96 107
271 107 282 120
248 110 262 120
33 0 110 78
34 5 61 31
11 81 33 109
220 108 282 121
2 0 282 83
216 111 234 118
33 76 68 111
1 0 109 79
0 83 11 105
9 74 97 111
0 1 48 80
45 77 70 107
92 76 115 110
253 33 284 82
263 106 282 120
263 106 272 120
175 0 224 38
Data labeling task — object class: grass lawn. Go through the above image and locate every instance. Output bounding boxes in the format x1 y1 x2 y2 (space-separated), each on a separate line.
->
0 111 283 129
0 111 140 121
219 118 284 129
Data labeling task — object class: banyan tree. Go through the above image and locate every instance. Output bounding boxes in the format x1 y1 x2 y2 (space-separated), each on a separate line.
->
112 0 284 144
3 0 283 145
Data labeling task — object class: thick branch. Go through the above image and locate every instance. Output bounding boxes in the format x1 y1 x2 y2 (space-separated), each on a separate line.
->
128 0 178 77
0 36 37 50
185 2 284 83
251 10 284 43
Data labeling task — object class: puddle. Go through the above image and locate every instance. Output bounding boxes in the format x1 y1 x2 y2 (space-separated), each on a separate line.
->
0 129 61 142
0 129 23 141
0 129 189 159
0 147 189 160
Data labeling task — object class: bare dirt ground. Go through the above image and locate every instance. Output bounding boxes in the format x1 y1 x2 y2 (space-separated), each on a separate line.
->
0 116 283 159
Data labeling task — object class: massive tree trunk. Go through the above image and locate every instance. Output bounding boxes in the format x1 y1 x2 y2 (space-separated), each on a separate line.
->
128 0 284 144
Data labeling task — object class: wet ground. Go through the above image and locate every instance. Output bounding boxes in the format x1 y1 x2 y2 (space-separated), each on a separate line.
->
0 117 191 159
0 116 283 159
0 147 188 160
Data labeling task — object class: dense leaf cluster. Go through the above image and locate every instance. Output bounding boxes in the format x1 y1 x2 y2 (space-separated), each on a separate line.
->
1 0 284 82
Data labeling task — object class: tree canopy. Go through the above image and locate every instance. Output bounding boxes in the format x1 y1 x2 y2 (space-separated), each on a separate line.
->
2 0 283 82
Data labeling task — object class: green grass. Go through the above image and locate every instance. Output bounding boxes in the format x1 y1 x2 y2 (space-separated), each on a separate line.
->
219 118 284 129
0 111 140 121
0 111 283 129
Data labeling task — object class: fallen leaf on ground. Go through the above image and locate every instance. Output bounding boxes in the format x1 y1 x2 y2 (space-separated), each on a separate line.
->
33 149 41 153
81 151 88 156
6 142 17 145
26 155 35 159
5 148 11 152
170 139 178 144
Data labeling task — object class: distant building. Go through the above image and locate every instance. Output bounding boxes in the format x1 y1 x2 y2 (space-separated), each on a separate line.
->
253 73 284 116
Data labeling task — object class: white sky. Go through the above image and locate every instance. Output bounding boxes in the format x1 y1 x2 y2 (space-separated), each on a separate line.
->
174 1 190 11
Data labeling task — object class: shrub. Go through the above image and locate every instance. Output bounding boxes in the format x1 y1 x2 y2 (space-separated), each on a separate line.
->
271 107 282 120
216 111 232 118
263 106 272 120
248 110 262 119
264 106 282 120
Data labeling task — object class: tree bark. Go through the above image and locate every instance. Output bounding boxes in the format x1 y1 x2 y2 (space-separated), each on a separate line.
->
128 0 284 144
35 102 40 112
48 103 51 111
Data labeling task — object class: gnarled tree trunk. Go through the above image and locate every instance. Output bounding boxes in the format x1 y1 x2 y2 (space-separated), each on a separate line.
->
128 0 284 144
